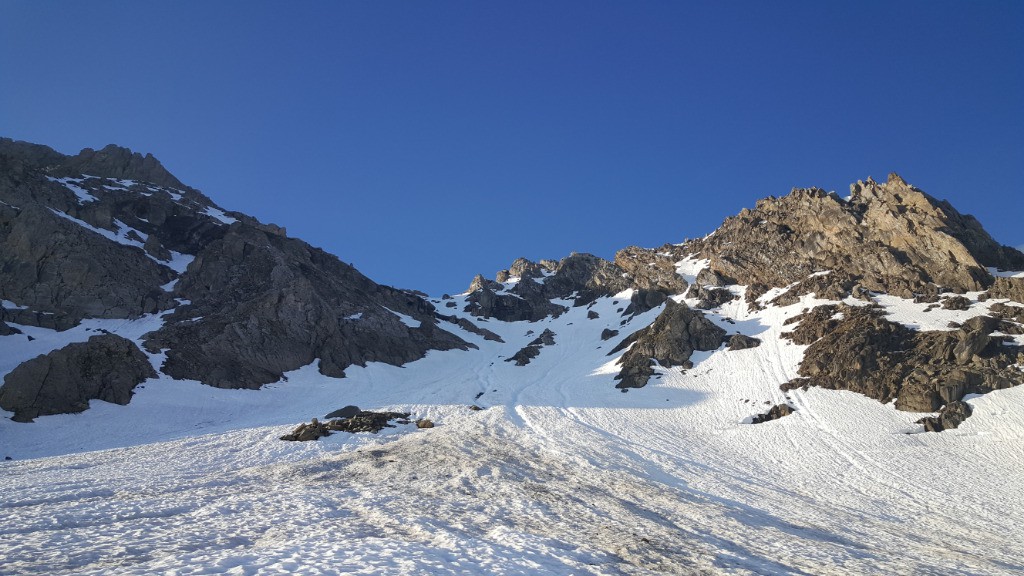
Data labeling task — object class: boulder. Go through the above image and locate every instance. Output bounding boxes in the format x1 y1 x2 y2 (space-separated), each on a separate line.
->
752 404 795 424
727 334 762 351
0 334 156 422
917 401 973 432
325 405 361 419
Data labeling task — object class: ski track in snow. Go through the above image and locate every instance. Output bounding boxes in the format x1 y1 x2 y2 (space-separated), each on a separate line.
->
3 273 1024 574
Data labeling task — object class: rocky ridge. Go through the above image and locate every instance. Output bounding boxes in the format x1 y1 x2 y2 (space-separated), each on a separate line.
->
682 173 1024 305
0 138 474 417
2 137 1023 431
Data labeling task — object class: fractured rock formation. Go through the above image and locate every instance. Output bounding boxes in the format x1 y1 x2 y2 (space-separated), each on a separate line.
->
0 334 155 422
611 300 726 389
686 174 1024 304
782 305 1023 412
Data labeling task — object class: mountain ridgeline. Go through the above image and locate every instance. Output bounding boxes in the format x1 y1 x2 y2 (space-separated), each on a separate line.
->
1 138 1022 427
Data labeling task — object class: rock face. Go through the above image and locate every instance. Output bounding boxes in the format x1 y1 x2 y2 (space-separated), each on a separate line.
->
4 138 1024 428
144 224 471 389
782 305 1023 412
611 300 726 389
686 174 1024 304
0 334 155 422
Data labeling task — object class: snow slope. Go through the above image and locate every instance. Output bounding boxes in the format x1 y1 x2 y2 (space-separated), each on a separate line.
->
3 273 1024 574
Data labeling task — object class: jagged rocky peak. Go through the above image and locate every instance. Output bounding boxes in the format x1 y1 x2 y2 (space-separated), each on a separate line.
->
495 257 550 283
464 251 691 322
687 172 1024 304
53 144 186 189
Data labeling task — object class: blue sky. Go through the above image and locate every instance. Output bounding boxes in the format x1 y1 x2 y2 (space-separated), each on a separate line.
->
2 1 1022 294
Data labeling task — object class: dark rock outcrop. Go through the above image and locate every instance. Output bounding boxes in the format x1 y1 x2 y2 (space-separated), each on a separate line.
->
145 224 471 389
917 401 973 432
506 329 556 366
751 404 794 424
782 305 1023 411
280 411 412 440
727 334 762 351
0 202 176 321
436 314 504 342
687 284 736 310
0 334 155 422
612 300 726 389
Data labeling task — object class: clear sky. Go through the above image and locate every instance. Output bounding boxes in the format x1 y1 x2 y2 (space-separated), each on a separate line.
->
2 1 1022 294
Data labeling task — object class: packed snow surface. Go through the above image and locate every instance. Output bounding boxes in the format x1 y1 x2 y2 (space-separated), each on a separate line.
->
2 284 1024 575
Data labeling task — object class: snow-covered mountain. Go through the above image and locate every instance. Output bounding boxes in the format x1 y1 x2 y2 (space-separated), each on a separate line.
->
2 138 1024 575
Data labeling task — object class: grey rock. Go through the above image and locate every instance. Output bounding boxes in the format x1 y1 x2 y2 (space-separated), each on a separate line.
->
325 405 362 419
0 334 155 422
917 401 973 432
953 330 991 365
612 300 726 389
942 295 972 310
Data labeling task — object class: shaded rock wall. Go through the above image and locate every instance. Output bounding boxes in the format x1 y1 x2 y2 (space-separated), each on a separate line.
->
0 334 155 422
